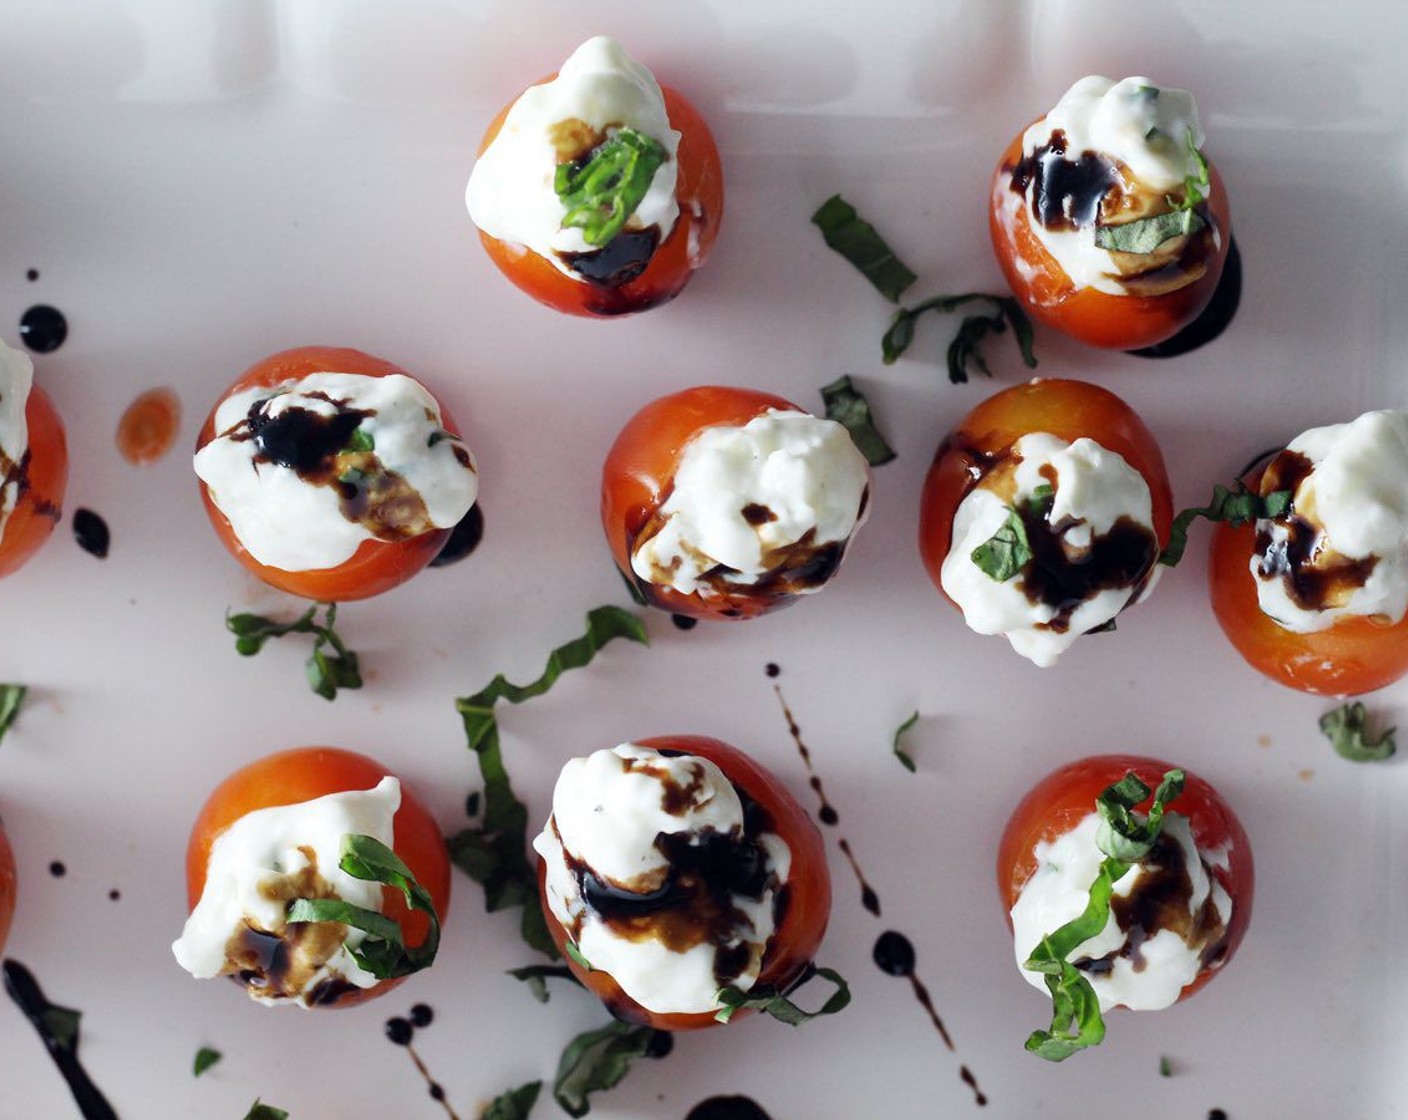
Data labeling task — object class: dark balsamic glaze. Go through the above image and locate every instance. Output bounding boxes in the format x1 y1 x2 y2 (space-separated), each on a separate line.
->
19 305 68 353
384 1002 461 1119
764 662 780 678
48 861 66 878
561 226 661 288
72 509 110 559
671 613 699 631
873 930 914 976
107 889 120 902
429 505 484 567
685 1096 772 1120
410 1002 434 1028
1007 130 1118 232
385 1017 413 1045
1131 237 1243 358
837 839 879 916
644 1029 675 1059
26 269 39 282
246 393 368 474
1208 1111 1228 1120
741 503 776 526
229 922 355 1006
1015 507 1157 634
771 682 839 827
3 959 119 1120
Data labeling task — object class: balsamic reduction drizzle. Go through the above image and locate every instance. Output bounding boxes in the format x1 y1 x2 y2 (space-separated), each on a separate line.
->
671 613 698 631
25 268 39 282
561 226 661 287
1131 237 1243 359
72 509 110 559
685 1096 773 1120
771 684 839 826
1007 130 1118 232
383 1002 460 1120
48 861 66 878
19 305 68 354
429 505 484 568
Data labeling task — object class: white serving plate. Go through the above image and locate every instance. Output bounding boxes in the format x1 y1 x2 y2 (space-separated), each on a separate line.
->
0 2 1404 1117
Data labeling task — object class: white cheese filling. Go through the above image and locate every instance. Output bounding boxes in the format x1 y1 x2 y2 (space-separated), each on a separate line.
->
940 432 1158 667
533 744 792 1016
0 338 35 545
1010 812 1232 1013
631 408 870 598
172 777 400 1007
1253 409 1408 632
193 371 478 572
465 37 681 278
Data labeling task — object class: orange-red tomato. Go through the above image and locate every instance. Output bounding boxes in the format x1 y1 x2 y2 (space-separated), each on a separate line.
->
539 734 832 1031
0 383 67 580
997 754 1253 1005
918 378 1172 608
195 346 462 602
0 818 15 955
475 81 723 317
184 746 451 1009
988 128 1232 350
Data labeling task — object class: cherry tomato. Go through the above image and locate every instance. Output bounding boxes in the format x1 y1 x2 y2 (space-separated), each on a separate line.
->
997 754 1253 1004
0 818 15 955
0 383 67 581
988 129 1232 350
539 734 831 1031
475 81 723 317
603 385 868 621
184 746 451 1009
195 346 464 602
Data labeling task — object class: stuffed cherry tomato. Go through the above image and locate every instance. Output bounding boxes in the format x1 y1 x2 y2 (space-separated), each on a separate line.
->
603 386 871 621
1210 410 1408 696
918 378 1172 665
465 36 723 318
990 76 1231 351
533 735 832 1031
194 346 478 602
0 337 67 580
174 746 451 1008
999 755 1253 1057
0 816 15 955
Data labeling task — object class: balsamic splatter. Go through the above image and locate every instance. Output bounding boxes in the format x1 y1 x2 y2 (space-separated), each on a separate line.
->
410 1003 434 1028
25 269 39 282
685 1096 773 1120
671 613 698 631
48 861 66 878
385 1017 414 1045
771 681 840 827
72 509 110 559
19 305 68 353
560 226 661 287
383 1002 460 1120
429 505 484 568
1131 238 1243 358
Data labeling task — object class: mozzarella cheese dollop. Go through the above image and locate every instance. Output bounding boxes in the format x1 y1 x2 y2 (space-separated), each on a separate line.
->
941 432 1159 667
631 408 870 599
465 37 681 278
533 744 792 1015
1010 811 1232 1013
193 371 478 572
172 777 400 1007
0 337 35 545
1252 409 1408 632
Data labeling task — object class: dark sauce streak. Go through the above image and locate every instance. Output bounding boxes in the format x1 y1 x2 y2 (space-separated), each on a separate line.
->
685 1096 772 1120
429 505 484 568
19 305 68 353
671 613 698 631
384 1003 460 1120
1007 130 1118 232
1131 237 1243 358
1016 507 1157 634
960 1067 988 1108
561 226 661 289
72 509 110 559
3 959 119 1120
837 838 879 916
872 932 954 1050
771 683 839 827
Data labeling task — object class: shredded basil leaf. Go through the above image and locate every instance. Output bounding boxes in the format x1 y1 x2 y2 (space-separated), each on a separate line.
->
1159 484 1292 567
556 128 667 248
552 1020 664 1118
892 710 919 773
1320 702 1396 763
0 684 26 746
1160 1055 1174 1077
714 965 851 1025
819 375 895 466
483 1080 543 1120
1175 130 1211 212
972 485 1051 582
345 427 374 453
810 194 918 303
508 964 581 1003
193 1046 221 1077
1094 208 1205 254
563 939 594 972
243 1102 288 1120
225 603 362 701
883 293 1037 384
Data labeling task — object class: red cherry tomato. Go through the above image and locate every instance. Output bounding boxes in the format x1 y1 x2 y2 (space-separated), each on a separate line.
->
918 377 1173 608
988 129 1232 350
997 754 1253 1004
0 818 15 955
0 383 67 580
538 734 832 1031
475 80 723 317
195 346 464 602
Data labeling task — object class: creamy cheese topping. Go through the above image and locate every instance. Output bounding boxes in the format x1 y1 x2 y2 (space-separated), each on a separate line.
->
631 408 870 599
1010 812 1232 1013
193 371 478 572
172 777 400 1007
465 37 681 278
1252 410 1408 632
533 743 792 1015
0 338 35 544
941 432 1159 667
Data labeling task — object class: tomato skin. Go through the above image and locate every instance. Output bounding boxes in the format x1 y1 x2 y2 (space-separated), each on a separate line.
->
917 378 1173 607
0 383 67 580
184 746 451 1009
538 734 832 1031
0 819 15 956
475 82 723 317
989 129 1232 350
195 346 463 603
997 754 1253 1005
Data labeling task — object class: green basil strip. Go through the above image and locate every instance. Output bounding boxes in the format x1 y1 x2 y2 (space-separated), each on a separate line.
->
1093 208 1205 254
193 1046 221 1077
507 964 581 1003
225 602 362 701
552 1020 663 1118
1159 484 1293 567
1176 131 1211 211
563 939 594 972
819 375 896 466
483 1080 543 1120
714 965 851 1025
810 194 917 303
556 128 667 248
1320 702 1397 763
1160 1055 1174 1077
0 683 26 745
284 834 440 980
972 484 1051 583
345 426 374 453
446 606 649 959
883 293 1037 384
1025 961 1106 1061
243 1102 288 1120
892 710 919 773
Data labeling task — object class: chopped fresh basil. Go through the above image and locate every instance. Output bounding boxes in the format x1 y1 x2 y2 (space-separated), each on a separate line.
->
1094 208 1205 254
1160 1055 1174 1077
345 426 374 453
193 1046 221 1077
0 683 26 746
446 606 649 959
553 1020 664 1118
483 1080 543 1120
563 939 594 973
972 485 1052 583
810 194 918 303
285 834 440 978
1320 702 1396 763
1176 130 1211 212
714 965 851 1025
244 1103 288 1120
556 128 667 247
883 293 1037 384
1159 484 1293 567
892 710 919 773
507 964 581 1003
819 375 896 466
225 603 362 701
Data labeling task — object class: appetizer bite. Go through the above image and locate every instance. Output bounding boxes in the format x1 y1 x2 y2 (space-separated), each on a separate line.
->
174 747 450 1008
999 755 1253 1060
0 336 67 580
194 346 478 602
1210 410 1408 695
918 378 1172 665
533 735 834 1029
0 815 14 954
990 77 1231 350
465 36 723 317
603 386 871 621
